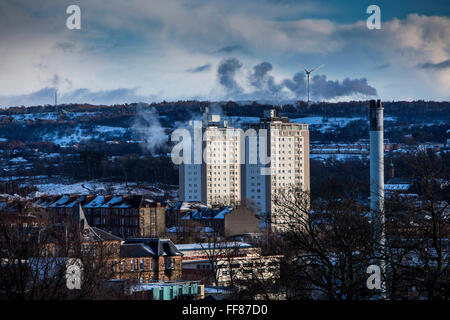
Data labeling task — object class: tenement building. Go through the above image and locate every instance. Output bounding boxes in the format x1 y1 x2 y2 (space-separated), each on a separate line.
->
36 195 165 238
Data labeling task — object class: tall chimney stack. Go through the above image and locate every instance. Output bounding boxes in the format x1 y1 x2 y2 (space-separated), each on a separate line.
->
369 99 386 297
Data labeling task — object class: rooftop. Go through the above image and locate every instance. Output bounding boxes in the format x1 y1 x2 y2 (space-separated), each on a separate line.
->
175 242 253 252
123 238 182 256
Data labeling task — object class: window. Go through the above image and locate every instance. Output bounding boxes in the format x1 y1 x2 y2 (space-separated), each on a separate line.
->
130 259 135 271
140 259 145 271
120 260 125 272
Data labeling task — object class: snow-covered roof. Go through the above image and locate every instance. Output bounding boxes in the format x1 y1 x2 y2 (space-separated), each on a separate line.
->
181 206 232 221
176 242 253 252
178 201 207 212
214 207 231 219
9 157 28 163
84 195 105 208
39 194 148 209
100 196 123 207
385 184 411 191
50 195 71 207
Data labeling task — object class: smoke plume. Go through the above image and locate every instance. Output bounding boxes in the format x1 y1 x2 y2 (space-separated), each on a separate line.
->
132 106 168 154
217 58 377 101
218 58 243 97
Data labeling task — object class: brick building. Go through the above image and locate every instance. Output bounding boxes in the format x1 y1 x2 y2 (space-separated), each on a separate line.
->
118 238 183 282
55 205 182 283
36 194 165 238
167 202 259 238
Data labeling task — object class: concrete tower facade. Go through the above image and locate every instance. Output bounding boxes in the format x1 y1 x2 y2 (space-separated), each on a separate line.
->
369 99 386 297
370 99 384 219
179 114 241 206
242 109 310 230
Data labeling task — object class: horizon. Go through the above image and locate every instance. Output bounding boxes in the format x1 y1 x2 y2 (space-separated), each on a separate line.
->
1 98 449 110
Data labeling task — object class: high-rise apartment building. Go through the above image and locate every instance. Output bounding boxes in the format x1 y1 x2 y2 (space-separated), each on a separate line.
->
179 109 309 231
241 109 309 229
179 113 241 206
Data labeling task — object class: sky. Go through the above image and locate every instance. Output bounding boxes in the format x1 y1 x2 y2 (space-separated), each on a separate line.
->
0 0 449 106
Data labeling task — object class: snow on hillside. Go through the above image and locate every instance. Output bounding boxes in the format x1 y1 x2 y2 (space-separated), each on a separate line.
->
7 112 59 122
0 111 104 123
33 181 177 198
41 125 130 146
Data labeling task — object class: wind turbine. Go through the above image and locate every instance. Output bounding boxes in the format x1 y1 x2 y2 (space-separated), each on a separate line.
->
300 64 324 106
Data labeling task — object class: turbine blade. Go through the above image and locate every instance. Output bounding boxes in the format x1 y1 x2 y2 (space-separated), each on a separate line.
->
299 64 310 73
310 64 324 73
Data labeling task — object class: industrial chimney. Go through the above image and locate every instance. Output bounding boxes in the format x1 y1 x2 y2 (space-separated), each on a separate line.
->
369 99 386 297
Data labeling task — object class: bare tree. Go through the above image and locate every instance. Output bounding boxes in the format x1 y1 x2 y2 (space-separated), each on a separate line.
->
269 186 377 300
0 200 128 299
384 151 449 300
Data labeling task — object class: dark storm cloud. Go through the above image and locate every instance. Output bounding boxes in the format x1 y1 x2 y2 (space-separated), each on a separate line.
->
417 59 450 70
186 63 212 73
217 58 377 101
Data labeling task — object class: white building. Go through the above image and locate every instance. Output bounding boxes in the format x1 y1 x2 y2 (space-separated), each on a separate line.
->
241 109 310 230
179 109 310 232
179 113 241 206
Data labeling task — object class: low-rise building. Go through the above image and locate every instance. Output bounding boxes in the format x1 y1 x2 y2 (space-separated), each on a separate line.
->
36 194 165 238
117 238 183 282
170 203 259 237
176 241 282 297
126 280 204 300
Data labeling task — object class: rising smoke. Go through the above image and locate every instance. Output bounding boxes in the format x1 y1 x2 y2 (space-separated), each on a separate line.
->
217 58 377 101
218 58 243 97
132 106 168 154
